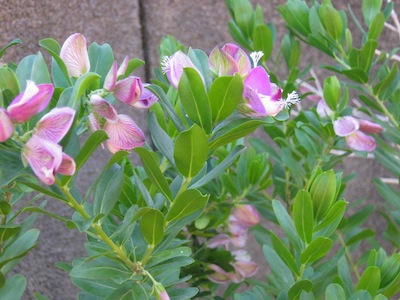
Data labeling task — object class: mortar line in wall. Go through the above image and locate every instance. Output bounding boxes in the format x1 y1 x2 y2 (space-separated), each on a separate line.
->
138 0 151 81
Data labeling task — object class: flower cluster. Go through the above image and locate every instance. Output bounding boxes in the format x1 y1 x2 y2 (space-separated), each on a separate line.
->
161 43 299 118
207 204 260 284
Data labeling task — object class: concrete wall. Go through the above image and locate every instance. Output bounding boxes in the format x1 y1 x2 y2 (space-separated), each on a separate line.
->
1 0 393 298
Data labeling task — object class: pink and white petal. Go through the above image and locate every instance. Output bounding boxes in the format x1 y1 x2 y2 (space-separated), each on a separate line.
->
104 114 145 153
167 51 204 89
317 99 334 118
208 234 231 248
90 95 118 122
114 76 142 106
8 82 54 123
233 48 252 77
233 261 259 278
60 33 90 77
209 47 238 76
35 107 75 143
333 116 360 137
104 61 118 91
0 108 14 142
243 86 267 116
117 56 129 77
87 113 101 132
22 135 63 185
359 119 383 134
132 85 158 109
57 152 76 175
231 232 248 247
233 204 260 227
259 96 284 117
346 131 376 152
207 264 232 284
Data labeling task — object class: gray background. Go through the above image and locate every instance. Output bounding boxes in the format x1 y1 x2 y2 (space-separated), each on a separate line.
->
0 0 395 298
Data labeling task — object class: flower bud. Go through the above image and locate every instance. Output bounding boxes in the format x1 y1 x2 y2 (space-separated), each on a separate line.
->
114 76 142 106
232 204 260 227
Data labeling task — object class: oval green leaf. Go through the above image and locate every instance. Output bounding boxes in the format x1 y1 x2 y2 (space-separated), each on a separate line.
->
166 189 209 223
300 236 333 264
293 189 314 243
356 266 381 296
140 209 165 245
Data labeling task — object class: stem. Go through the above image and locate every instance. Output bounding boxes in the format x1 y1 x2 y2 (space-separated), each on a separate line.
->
56 180 137 270
337 232 360 280
141 244 155 266
176 177 192 198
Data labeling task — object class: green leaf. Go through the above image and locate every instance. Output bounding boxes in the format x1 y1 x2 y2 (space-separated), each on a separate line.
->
58 72 100 108
325 283 346 300
0 67 20 98
319 3 343 40
288 280 313 300
92 163 124 218
0 38 22 59
178 68 212 133
360 40 378 72
61 130 108 186
362 0 382 27
166 189 209 223
0 274 26 300
346 229 375 246
39 38 71 85
263 244 295 287
0 149 27 186
121 58 145 78
293 189 314 243
88 42 114 85
300 236 333 264
191 145 246 188
140 209 165 245
0 225 20 242
309 170 336 221
315 199 347 231
382 270 400 298
323 76 341 110
356 266 381 296
272 200 302 252
15 52 51 87
209 119 265 150
17 178 67 203
373 63 398 97
209 74 243 123
233 0 254 38
342 68 368 83
188 48 213 90
368 13 385 40
135 147 172 201
253 25 273 61
174 124 208 178
270 231 300 276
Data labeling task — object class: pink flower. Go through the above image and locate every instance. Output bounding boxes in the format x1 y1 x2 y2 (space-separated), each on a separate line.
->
34 107 75 143
103 56 130 92
317 99 334 118
22 135 63 185
90 95 118 122
114 76 143 106
7 81 54 123
60 33 91 77
233 204 260 227
58 153 76 176
161 51 204 89
104 114 145 153
208 234 231 248
333 116 379 152
209 43 251 77
132 85 158 109
0 108 14 142
208 264 243 284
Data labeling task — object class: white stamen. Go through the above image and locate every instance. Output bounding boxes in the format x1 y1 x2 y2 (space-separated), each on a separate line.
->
279 91 300 109
161 55 172 74
250 51 264 67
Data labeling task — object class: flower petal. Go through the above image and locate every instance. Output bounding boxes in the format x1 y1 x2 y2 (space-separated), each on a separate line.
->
104 114 145 153
60 33 90 77
22 135 62 185
222 43 251 76
233 204 260 227
208 234 231 248
333 116 360 137
207 264 232 284
346 131 376 152
0 108 14 142
57 152 76 175
87 113 101 132
209 46 238 76
359 119 383 134
114 76 142 106
90 95 118 122
8 82 54 123
132 85 158 109
233 261 259 278
317 99 333 117
244 66 271 96
117 56 129 78
104 61 118 91
35 107 75 143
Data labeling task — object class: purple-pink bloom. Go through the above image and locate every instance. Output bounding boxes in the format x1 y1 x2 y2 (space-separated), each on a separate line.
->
317 99 334 118
104 61 118 91
359 119 383 134
242 67 284 117
90 95 118 122
161 51 203 89
208 264 243 284
209 46 239 76
232 204 260 227
22 135 63 185
346 130 376 152
132 85 158 109
7 81 54 123
114 76 143 106
60 33 91 77
58 153 76 175
104 114 145 153
34 107 75 143
0 108 14 142
117 56 129 77
220 43 252 76
333 116 359 136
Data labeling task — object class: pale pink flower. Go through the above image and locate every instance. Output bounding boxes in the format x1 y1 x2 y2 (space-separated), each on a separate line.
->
161 51 204 89
208 234 231 248
232 204 260 227
87 113 101 132
90 95 118 122
113 76 142 106
7 81 54 123
34 107 75 143
117 56 129 77
359 119 383 134
208 264 243 284
216 43 251 76
60 33 90 77
103 61 118 91
58 153 76 175
333 116 359 136
0 108 14 142
317 99 334 118
233 261 259 278
22 135 63 185
104 114 145 153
